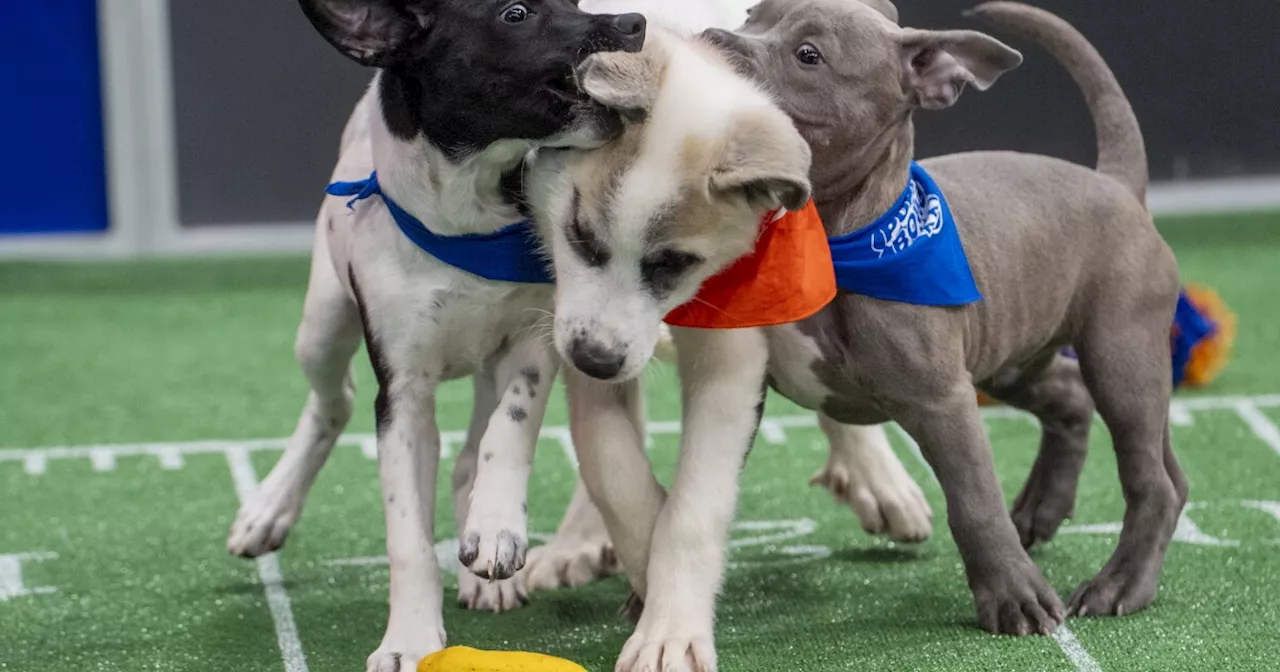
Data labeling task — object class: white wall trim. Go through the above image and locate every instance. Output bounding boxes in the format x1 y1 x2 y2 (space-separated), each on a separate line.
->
1148 175 1280 217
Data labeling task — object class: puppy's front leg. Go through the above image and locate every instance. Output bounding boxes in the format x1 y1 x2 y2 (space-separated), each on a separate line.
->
369 369 447 672
895 389 1064 636
459 338 559 582
616 327 769 672
452 366 530 612
565 369 665 601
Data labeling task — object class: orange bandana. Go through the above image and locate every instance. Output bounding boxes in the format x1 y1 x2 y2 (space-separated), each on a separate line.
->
664 201 836 329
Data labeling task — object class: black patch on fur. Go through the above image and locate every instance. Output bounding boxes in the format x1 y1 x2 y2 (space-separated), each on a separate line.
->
522 501 528 514
349 267 393 433
520 366 542 388
568 189 611 268
484 452 494 462
508 405 529 422
512 384 522 396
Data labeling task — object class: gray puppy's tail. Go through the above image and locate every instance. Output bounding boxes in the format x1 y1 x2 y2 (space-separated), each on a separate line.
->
966 2 1148 204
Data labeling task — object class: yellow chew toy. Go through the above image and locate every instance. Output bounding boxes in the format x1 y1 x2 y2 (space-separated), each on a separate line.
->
417 646 587 672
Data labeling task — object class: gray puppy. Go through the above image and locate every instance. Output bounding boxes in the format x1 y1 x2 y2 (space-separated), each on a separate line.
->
546 0 1187 650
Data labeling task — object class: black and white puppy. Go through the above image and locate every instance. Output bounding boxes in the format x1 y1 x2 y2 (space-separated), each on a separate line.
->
225 1 644 670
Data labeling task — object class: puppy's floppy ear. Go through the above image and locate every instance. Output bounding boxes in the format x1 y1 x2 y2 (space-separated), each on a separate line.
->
575 51 663 119
899 28 1021 109
709 113 813 213
298 0 431 68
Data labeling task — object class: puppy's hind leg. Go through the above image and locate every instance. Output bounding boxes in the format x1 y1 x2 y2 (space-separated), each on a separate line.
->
980 353 1095 549
522 477 621 593
1068 295 1187 618
810 416 932 543
228 229 362 557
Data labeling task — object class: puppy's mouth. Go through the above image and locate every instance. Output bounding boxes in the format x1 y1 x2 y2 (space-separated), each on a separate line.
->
547 70 585 102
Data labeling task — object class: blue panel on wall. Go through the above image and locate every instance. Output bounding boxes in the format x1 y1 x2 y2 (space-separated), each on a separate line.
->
0 1 109 235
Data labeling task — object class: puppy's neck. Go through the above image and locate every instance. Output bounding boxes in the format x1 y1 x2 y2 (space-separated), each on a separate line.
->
370 76 531 236
813 117 915 236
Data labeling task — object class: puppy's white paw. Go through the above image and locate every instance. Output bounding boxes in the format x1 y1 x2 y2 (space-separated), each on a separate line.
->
227 480 302 557
522 537 620 592
616 619 715 672
458 502 528 580
456 563 528 612
811 446 933 543
365 627 445 672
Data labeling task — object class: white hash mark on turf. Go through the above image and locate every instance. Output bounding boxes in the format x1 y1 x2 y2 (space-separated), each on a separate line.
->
1169 405 1195 426
90 449 116 472
226 447 309 672
543 427 578 468
23 455 46 475
1053 626 1103 672
0 552 58 602
759 419 787 444
1234 400 1280 458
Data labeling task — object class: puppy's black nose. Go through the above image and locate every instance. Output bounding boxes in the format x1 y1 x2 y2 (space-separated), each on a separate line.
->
569 336 626 381
610 13 646 52
611 13 646 36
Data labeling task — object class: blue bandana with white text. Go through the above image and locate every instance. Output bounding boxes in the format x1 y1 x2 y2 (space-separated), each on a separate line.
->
827 162 981 306
326 172 553 284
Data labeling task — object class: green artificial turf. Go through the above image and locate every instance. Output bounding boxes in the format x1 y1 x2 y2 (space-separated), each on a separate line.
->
1 212 1279 671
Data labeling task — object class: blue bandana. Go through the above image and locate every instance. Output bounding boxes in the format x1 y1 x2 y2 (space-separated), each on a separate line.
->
326 172 553 284
827 162 981 306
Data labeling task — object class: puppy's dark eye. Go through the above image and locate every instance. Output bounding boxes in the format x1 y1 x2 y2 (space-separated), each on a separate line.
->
795 43 823 66
641 249 703 298
502 3 530 23
567 192 610 268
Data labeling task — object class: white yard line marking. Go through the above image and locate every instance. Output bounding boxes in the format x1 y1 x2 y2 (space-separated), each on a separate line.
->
226 448 309 672
8 394 1277 463
543 427 578 468
0 552 58 602
1053 626 1103 672
758 419 787 444
157 447 184 470
90 449 116 472
1234 400 1280 458
360 437 378 460
23 455 46 475
1169 405 1195 426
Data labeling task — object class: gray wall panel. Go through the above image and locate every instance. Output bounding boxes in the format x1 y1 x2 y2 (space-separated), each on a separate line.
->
169 0 370 227
167 0 1280 228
